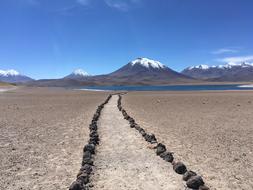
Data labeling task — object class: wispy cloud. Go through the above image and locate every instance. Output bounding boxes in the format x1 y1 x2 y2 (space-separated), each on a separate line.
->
76 0 91 6
217 55 253 63
104 0 141 11
212 48 239 55
21 0 141 11
54 5 77 13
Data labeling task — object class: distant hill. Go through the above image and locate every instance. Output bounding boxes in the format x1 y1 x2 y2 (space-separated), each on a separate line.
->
182 62 253 82
0 69 33 83
28 58 198 87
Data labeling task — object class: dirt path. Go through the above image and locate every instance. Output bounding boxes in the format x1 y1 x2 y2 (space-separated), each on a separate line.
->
91 95 185 190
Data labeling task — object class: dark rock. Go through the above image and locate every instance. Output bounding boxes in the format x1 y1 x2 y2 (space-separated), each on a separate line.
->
129 118 135 123
77 173 89 184
186 176 205 189
140 130 146 136
90 133 99 140
79 164 93 175
134 125 141 131
144 133 157 144
149 134 157 143
89 124 97 131
124 115 130 120
83 144 95 154
69 181 83 190
130 123 135 128
82 159 93 166
156 143 166 155
173 162 187 174
183 170 197 181
82 151 93 166
89 136 99 145
160 151 174 162
89 130 97 135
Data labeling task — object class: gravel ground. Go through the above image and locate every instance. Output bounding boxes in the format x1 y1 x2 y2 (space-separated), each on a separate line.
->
0 87 109 190
92 95 185 190
123 91 253 190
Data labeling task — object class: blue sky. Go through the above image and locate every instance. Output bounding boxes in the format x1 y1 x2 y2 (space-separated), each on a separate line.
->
0 0 253 79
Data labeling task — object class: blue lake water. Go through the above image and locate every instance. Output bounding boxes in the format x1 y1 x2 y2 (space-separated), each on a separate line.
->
78 84 253 91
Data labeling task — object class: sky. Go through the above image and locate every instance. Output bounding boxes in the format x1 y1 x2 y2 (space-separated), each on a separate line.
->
0 0 253 79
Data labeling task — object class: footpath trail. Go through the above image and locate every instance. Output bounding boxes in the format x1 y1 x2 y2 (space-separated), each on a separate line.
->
91 95 185 190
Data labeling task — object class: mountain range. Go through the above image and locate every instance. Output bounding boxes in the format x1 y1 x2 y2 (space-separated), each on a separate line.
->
182 62 253 81
2 58 253 86
26 58 196 87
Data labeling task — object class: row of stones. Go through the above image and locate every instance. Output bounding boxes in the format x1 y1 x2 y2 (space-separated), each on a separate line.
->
117 94 210 190
69 94 113 190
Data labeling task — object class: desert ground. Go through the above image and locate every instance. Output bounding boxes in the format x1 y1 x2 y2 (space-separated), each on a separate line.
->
1 87 253 190
0 87 109 190
0 82 16 92
123 91 253 190
91 95 185 190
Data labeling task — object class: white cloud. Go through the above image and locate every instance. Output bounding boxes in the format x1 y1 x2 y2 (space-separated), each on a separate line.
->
218 55 253 63
104 0 140 11
212 48 239 54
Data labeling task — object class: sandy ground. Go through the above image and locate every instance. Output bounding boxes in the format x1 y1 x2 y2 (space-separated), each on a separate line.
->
0 87 109 190
123 91 253 190
92 95 185 190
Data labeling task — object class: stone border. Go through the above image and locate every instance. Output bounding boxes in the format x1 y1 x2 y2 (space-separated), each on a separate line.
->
117 94 210 190
69 94 112 190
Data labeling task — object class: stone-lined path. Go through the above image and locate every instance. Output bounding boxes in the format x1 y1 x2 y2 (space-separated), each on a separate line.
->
91 95 185 190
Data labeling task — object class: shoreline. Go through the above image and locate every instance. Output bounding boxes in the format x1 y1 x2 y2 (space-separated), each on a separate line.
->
75 84 253 92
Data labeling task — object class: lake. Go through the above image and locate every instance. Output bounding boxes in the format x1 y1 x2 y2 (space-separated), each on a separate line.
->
78 84 253 91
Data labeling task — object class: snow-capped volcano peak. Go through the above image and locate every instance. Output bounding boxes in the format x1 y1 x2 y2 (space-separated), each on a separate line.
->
0 69 33 83
72 69 89 76
130 58 167 69
0 69 20 76
64 69 90 79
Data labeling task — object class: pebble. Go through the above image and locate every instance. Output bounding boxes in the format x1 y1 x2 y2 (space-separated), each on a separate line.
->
183 170 197 181
173 162 187 174
156 143 166 155
69 181 83 190
83 144 95 154
160 151 174 162
186 175 204 189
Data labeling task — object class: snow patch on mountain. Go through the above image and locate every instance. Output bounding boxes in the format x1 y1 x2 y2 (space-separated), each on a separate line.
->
188 62 253 70
188 64 209 70
130 58 167 69
0 69 20 76
72 69 90 76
